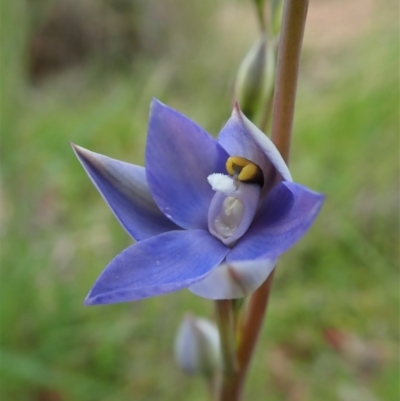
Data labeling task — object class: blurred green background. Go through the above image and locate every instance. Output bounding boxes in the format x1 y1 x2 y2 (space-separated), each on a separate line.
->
1 0 398 400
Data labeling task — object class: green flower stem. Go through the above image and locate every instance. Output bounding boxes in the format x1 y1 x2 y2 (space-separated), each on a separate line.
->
218 1 309 400
259 88 274 133
215 300 237 376
217 271 275 401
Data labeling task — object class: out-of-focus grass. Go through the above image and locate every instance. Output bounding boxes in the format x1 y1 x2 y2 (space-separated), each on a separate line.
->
1 1 398 400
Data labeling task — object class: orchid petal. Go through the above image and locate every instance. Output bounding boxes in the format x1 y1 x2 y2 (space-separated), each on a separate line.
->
85 230 229 305
189 258 276 299
238 107 292 182
72 144 179 241
146 99 229 230
227 181 324 262
218 104 292 196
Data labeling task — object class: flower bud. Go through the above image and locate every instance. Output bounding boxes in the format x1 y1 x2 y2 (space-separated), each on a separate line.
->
234 34 275 122
174 314 220 376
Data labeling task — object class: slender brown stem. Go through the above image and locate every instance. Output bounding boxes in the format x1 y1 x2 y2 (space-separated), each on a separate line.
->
217 1 309 399
217 271 275 401
236 270 275 374
270 0 309 160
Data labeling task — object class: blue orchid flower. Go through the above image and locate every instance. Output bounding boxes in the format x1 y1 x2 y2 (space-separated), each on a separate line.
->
72 99 324 305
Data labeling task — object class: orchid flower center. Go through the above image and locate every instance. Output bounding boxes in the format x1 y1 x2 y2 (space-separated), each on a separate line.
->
214 196 244 238
207 156 263 246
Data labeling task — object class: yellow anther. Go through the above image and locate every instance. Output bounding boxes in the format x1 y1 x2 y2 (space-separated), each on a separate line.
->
239 163 258 182
226 156 264 185
226 156 249 175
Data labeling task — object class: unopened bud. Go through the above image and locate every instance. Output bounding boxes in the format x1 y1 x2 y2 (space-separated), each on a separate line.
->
234 34 275 122
174 314 220 376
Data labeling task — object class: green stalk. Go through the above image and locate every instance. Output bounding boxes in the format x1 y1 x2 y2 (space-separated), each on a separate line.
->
215 300 237 376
